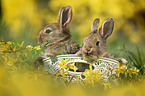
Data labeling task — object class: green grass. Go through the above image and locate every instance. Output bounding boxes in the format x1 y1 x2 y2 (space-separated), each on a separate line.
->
122 46 145 75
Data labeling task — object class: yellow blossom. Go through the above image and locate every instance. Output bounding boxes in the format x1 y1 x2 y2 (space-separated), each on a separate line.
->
56 59 78 81
83 64 102 86
103 83 111 89
17 41 24 47
34 45 41 50
26 45 33 49
7 41 12 45
113 63 140 78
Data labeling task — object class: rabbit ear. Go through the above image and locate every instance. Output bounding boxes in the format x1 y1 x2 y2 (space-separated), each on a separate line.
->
58 7 65 23
58 6 72 27
99 17 114 39
91 18 100 32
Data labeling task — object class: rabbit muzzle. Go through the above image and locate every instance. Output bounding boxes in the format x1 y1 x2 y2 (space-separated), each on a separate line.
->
84 48 93 56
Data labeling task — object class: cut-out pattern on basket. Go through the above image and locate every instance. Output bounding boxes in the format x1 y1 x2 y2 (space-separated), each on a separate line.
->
43 54 119 81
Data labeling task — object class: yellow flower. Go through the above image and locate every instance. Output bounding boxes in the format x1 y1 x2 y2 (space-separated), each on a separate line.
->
17 41 24 47
121 65 127 69
133 67 140 73
103 82 111 89
83 64 102 85
113 63 129 77
117 63 120 68
56 59 78 81
127 68 133 78
113 68 121 77
68 60 78 72
127 67 140 78
26 45 33 49
34 45 41 50
7 41 12 45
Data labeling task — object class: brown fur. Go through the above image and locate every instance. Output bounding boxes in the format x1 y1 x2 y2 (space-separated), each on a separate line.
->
77 17 127 64
35 6 80 67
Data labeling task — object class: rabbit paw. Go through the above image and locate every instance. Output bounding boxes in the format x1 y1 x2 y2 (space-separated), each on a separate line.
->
116 58 128 64
121 58 128 64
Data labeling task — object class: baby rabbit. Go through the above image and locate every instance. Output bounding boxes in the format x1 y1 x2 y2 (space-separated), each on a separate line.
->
37 6 80 61
77 17 127 64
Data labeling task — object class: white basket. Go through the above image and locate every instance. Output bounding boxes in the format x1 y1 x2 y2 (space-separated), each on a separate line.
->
56 54 118 80
43 54 119 81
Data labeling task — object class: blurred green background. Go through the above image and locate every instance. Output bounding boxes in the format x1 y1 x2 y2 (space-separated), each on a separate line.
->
0 0 145 55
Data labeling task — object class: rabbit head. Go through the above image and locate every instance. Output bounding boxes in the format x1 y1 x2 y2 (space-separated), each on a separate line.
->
77 17 114 62
37 6 72 48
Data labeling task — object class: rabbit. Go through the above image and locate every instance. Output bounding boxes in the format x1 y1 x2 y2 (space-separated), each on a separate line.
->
34 6 80 69
76 17 127 64
37 6 80 61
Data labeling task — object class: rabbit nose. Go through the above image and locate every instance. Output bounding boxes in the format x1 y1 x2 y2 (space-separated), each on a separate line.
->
86 52 89 55
85 48 92 55
86 49 90 52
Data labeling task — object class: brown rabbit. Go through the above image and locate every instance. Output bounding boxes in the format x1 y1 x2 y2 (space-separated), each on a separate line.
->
77 17 127 64
37 6 80 62
34 6 80 69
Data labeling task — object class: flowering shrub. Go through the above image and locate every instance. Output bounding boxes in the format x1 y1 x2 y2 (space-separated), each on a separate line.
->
113 63 140 78
0 40 41 70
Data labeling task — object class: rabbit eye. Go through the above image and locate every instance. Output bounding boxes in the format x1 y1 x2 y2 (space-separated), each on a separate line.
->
96 41 100 46
45 29 52 34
